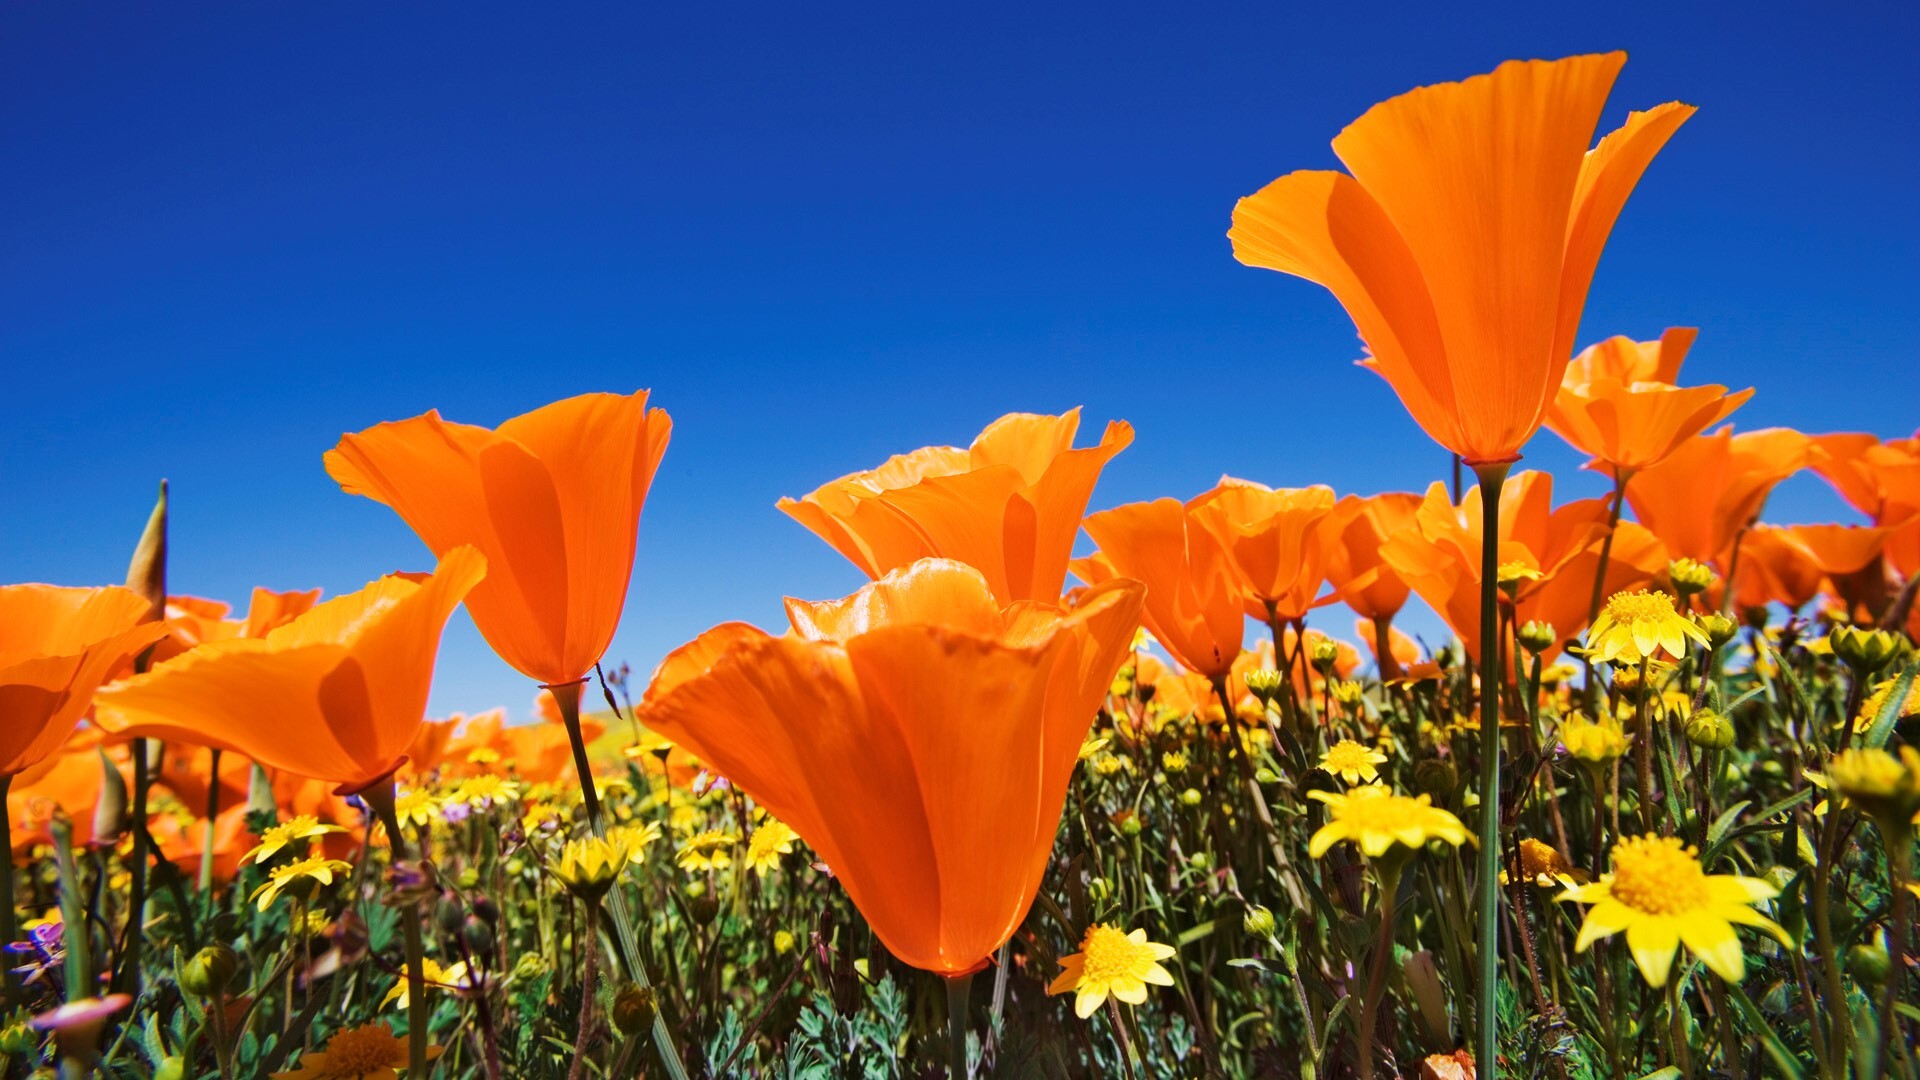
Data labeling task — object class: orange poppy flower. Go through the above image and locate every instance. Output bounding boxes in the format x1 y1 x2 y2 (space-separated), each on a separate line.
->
325 391 670 687
1543 331 1752 478
440 708 605 784
1230 53 1693 465
1810 432 1920 577
92 547 486 794
1273 626 1361 701
778 410 1133 603
1355 617 1423 673
154 805 252 884
1078 499 1245 679
1774 523 1891 620
1326 493 1424 622
1561 326 1696 386
636 559 1143 975
1626 427 1820 565
1186 479 1342 624
152 588 323 665
1 585 170 780
8 747 132 854
1732 525 1828 612
1380 473 1663 661
151 743 252 821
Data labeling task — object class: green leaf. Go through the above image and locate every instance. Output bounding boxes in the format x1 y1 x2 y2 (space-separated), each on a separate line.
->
1861 660 1917 749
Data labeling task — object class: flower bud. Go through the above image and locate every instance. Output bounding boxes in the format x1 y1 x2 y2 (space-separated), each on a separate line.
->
1684 709 1735 751
773 929 796 955
1160 751 1188 774
1116 811 1143 837
512 953 551 982
1832 625 1900 674
690 893 720 927
154 1059 187 1080
472 895 500 925
1310 640 1340 674
1667 558 1716 597
91 749 128 844
1187 851 1210 871
434 897 466 937
1254 767 1280 784
1848 941 1891 986
1241 905 1276 938
1413 759 1457 800
178 944 238 998
611 985 657 1035
1694 612 1737 650
1242 668 1283 702
461 916 494 955
1178 788 1203 807
1517 621 1556 655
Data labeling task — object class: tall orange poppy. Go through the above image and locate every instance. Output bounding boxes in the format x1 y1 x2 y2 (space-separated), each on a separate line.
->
1774 523 1892 620
1810 432 1920 578
635 559 1144 975
151 587 324 665
1186 479 1342 625
1 585 170 779
1626 427 1820 566
778 409 1132 603
1543 330 1752 478
1732 525 1828 613
1077 499 1245 679
1325 493 1424 675
92 547 486 794
1230 53 1693 466
1380 473 1663 661
324 391 670 688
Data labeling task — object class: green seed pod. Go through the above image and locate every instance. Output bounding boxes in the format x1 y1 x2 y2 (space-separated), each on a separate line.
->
1241 905 1276 938
612 985 657 1035
1517 621 1556 655
1847 941 1891 986
1684 709 1736 751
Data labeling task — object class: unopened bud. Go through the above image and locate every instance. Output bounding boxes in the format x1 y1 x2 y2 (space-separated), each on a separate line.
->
1517 621 1556 655
1178 788 1203 807
1242 668 1283 702
1668 558 1716 597
1684 709 1735 751
1241 905 1276 938
611 985 656 1035
1832 625 1900 674
92 749 128 844
178 944 238 998
1310 640 1340 674
690 893 720 927
1413 759 1458 800
1695 612 1737 650
461 916 494 955
1848 942 1891 985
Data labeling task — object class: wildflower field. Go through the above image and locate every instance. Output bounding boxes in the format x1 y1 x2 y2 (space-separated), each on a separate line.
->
6 50 1920 1080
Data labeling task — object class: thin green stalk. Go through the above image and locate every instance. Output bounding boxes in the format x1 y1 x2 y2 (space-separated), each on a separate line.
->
51 814 90 1003
1472 460 1511 1079
362 779 430 1078
0 774 16 1004
1582 471 1629 713
946 971 975 1079
1355 857 1404 1080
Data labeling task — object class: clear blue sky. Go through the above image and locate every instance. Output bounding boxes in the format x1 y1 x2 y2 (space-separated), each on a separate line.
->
4 2 1915 719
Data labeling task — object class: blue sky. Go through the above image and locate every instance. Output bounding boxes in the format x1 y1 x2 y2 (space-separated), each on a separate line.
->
3 2 1915 718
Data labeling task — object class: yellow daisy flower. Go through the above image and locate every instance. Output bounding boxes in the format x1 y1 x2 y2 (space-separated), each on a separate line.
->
1560 835 1790 987
608 821 663 863
676 829 735 872
1826 746 1920 827
1586 589 1709 664
1047 924 1177 1018
1319 739 1388 785
1307 785 1468 859
449 774 521 809
1854 676 1920 733
745 819 797 876
1500 838 1589 888
551 836 631 901
250 856 351 911
1558 714 1631 764
270 1020 441 1079
243 815 347 866
380 957 477 1011
391 788 440 830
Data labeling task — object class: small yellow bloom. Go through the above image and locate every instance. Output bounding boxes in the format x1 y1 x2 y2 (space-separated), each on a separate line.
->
1560 835 1790 987
1307 785 1468 859
465 746 502 767
450 774 521 809
380 957 477 1011
1586 590 1709 664
1827 746 1920 826
520 801 564 834
250 856 351 911
391 788 440 830
1855 676 1920 733
1160 751 1189 774
608 822 663 863
271 1020 442 1079
1559 714 1631 764
1319 740 1388 785
1076 735 1111 761
1047 924 1177 1018
244 815 347 866
1500 838 1588 888
745 819 798 876
1091 752 1127 777
773 929 796 955
676 829 736 872
551 836 631 901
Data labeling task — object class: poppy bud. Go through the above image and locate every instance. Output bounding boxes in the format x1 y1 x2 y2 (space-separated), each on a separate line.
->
1667 558 1715 597
1694 612 1737 651
611 985 656 1035
124 481 168 627
1516 621 1556 655
178 944 239 998
1178 788 1203 807
1684 710 1735 751
91 749 128 844
1242 668 1283 702
1241 905 1276 938
461 916 494 955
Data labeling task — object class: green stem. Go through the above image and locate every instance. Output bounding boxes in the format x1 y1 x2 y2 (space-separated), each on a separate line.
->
201 749 223 899
0 774 16 1004
946 971 974 1079
51 814 90 1003
549 678 690 1080
1881 831 1912 1075
1582 471 1629 713
117 740 153 995
362 779 429 1078
1355 858 1404 1080
1472 460 1511 1080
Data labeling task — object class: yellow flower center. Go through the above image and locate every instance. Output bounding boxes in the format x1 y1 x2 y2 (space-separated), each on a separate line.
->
1607 835 1708 915
1605 589 1677 625
1330 786 1427 833
1078 924 1155 985
261 815 320 848
313 1023 406 1074
1322 741 1376 775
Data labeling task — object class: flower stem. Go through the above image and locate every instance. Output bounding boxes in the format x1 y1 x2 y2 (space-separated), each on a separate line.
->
1355 858 1403 1080
1472 460 1511 1080
361 778 429 1079
0 774 16 1005
945 971 974 1079
567 899 600 1080
1880 830 1912 1075
1582 471 1629 713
